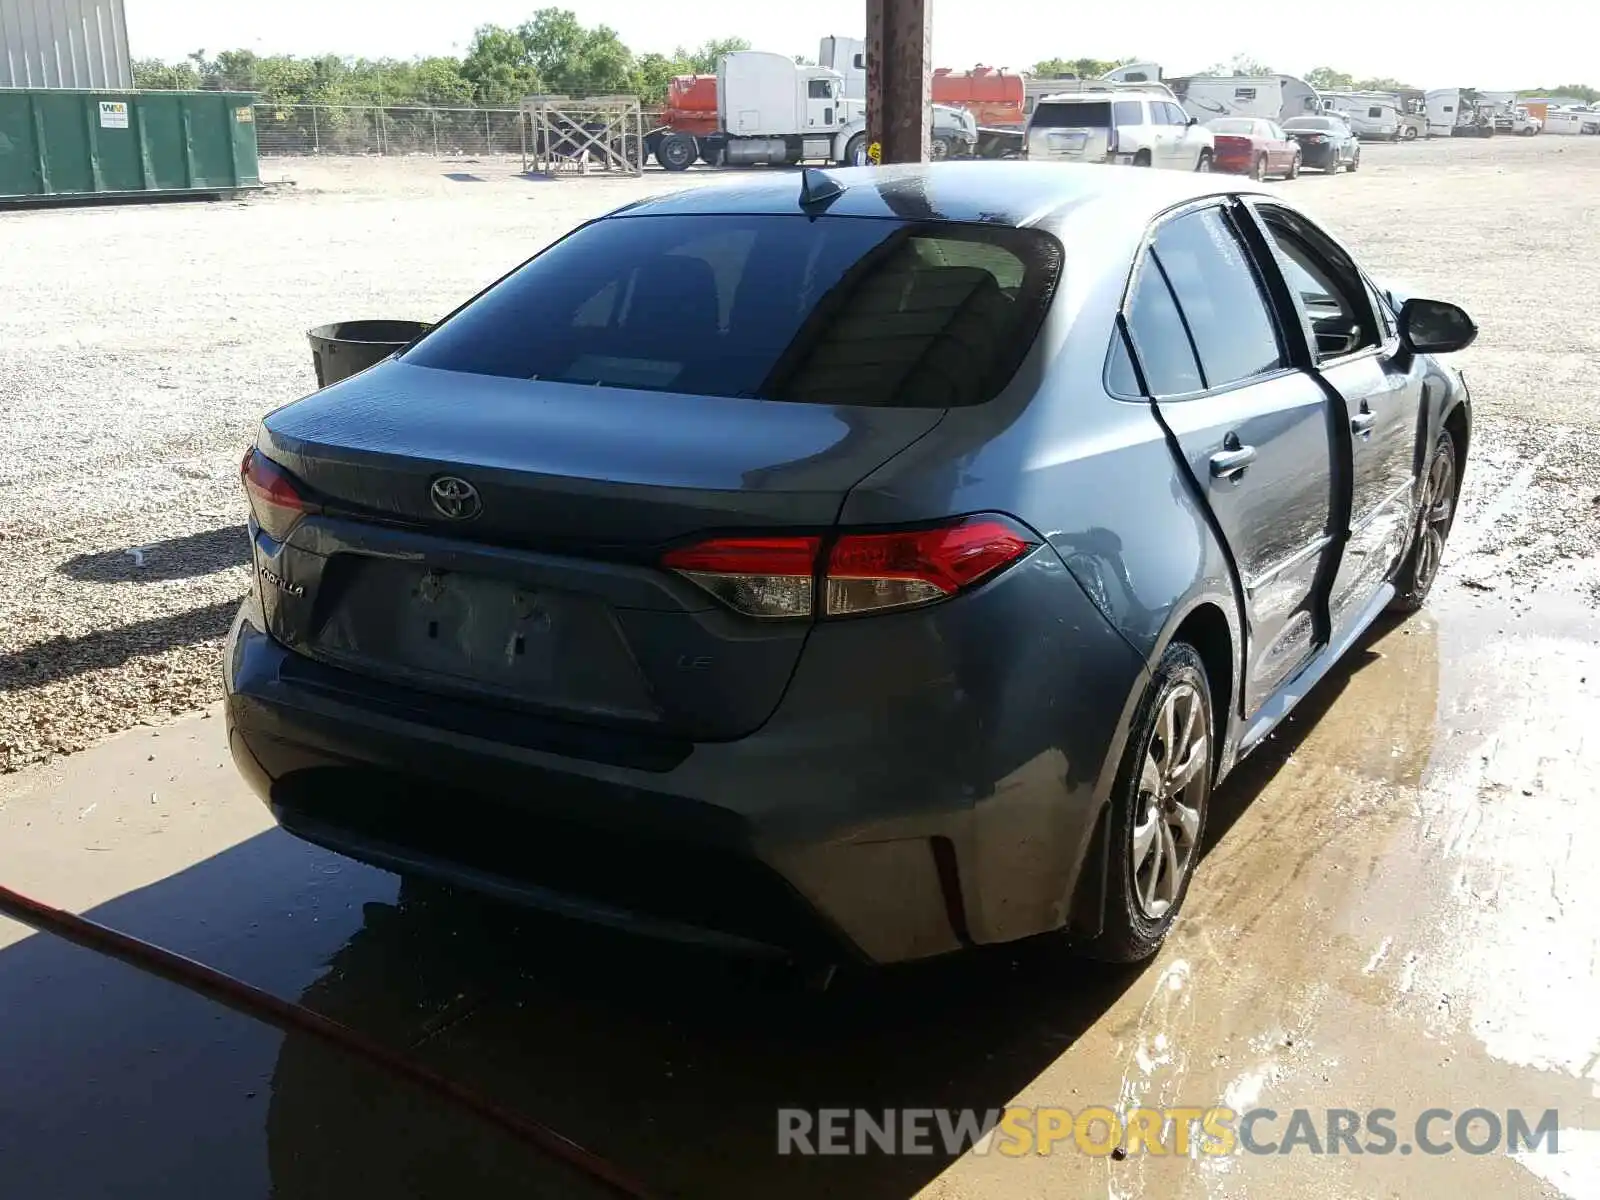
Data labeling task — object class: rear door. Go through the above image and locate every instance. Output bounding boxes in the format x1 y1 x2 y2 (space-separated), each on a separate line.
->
1263 121 1291 172
1120 202 1339 713
1156 102 1189 167
1242 201 1428 637
1112 98 1146 160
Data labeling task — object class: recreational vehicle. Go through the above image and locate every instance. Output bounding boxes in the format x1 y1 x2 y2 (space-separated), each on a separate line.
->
1112 68 1321 126
1425 88 1496 137
1321 92 1401 140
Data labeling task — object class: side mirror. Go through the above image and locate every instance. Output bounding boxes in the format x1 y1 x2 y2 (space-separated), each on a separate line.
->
1187 116 1198 126
1398 298 1478 354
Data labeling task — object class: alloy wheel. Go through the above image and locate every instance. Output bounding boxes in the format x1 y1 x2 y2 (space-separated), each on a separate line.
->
1131 682 1208 918
1412 441 1456 592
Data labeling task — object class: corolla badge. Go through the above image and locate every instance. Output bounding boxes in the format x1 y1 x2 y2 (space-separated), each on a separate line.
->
430 475 481 520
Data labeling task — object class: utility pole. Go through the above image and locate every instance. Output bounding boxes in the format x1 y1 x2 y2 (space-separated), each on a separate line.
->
865 0 931 164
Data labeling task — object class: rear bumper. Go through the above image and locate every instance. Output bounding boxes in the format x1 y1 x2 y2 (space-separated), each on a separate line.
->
1212 153 1255 174
1295 143 1337 166
225 550 1147 965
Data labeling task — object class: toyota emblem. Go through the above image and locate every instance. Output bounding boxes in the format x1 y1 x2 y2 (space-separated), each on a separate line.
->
429 475 481 520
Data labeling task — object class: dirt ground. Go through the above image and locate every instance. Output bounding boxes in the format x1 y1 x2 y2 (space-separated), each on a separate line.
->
0 138 1598 1199
0 136 1597 771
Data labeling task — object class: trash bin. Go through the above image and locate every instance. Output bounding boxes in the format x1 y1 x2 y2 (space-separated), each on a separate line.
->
308 320 432 388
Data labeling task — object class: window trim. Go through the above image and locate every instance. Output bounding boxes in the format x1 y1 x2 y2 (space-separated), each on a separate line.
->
1239 198 1385 370
1104 197 1302 403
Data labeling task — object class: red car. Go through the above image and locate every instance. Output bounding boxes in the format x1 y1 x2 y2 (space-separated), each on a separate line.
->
1205 118 1302 180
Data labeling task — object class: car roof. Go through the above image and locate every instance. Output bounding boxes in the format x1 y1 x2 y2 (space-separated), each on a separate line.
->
607 161 1266 230
1037 90 1167 103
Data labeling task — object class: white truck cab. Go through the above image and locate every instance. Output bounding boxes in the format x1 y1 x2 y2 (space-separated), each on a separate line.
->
655 48 979 170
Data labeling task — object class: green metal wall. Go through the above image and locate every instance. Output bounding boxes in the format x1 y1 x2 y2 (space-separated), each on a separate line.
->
0 89 260 201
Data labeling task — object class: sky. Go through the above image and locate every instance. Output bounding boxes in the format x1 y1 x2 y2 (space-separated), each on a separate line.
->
125 0 1588 92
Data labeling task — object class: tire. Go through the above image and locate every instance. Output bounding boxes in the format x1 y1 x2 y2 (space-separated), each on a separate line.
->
657 133 696 172
1195 150 1213 173
930 135 951 161
1287 152 1301 179
1520 125 1537 137
1251 153 1267 181
1349 150 1360 171
1390 429 1459 613
1402 125 1419 141
1079 642 1214 964
844 132 868 167
1133 150 1152 167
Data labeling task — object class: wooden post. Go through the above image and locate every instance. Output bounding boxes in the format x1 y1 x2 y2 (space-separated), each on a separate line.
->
865 0 931 163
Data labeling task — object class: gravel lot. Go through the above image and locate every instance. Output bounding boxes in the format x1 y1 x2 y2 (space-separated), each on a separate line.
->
1 137 1597 772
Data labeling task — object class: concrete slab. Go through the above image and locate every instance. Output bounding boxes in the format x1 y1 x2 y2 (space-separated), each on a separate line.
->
1 567 1596 1199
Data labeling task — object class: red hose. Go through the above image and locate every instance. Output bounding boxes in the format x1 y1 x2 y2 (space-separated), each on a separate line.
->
0 882 661 1200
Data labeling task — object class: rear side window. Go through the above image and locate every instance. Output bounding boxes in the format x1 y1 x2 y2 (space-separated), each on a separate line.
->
1121 256 1203 396
1032 100 1112 129
405 214 1062 409
1150 208 1283 388
1113 100 1144 126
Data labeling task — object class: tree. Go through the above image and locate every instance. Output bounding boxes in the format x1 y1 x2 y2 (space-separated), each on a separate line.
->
516 8 634 96
1355 76 1412 92
1521 82 1600 102
632 51 687 105
132 58 199 89
1306 66 1354 91
1204 54 1273 77
1031 57 1129 79
461 24 540 104
683 37 750 74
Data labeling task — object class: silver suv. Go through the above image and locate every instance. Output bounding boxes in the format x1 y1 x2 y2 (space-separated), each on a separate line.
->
1027 91 1215 171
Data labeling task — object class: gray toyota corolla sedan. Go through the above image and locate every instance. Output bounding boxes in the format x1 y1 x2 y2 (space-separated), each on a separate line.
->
225 162 1475 966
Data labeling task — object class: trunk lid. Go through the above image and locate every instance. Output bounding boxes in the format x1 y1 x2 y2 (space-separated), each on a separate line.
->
260 360 941 547
253 360 942 743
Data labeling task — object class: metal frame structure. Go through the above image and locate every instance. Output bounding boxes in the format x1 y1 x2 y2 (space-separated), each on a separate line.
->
521 95 644 177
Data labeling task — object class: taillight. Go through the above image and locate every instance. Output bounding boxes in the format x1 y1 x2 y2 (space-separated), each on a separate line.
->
660 516 1037 620
241 448 312 542
660 536 820 619
826 519 1036 615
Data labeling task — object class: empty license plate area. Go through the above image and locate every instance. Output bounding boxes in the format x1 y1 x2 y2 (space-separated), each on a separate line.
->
313 557 660 722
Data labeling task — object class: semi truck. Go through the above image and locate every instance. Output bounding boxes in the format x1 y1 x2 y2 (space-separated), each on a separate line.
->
813 36 980 155
648 51 867 170
646 46 978 170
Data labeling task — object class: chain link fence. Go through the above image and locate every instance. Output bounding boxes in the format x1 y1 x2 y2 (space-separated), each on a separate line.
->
252 104 532 157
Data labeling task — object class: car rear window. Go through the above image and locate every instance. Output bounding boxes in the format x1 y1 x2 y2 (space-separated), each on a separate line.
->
1031 100 1113 129
1286 118 1339 131
404 214 1062 408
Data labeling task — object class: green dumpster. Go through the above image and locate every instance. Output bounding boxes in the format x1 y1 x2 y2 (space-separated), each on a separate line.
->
0 89 261 204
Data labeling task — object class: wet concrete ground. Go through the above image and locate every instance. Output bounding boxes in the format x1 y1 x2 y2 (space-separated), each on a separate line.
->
1 554 1595 1198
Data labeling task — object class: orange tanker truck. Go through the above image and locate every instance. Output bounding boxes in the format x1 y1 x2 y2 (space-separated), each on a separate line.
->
932 66 1026 128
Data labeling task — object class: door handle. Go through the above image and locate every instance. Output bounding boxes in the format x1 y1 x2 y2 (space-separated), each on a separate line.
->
1209 445 1257 479
1351 411 1377 437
